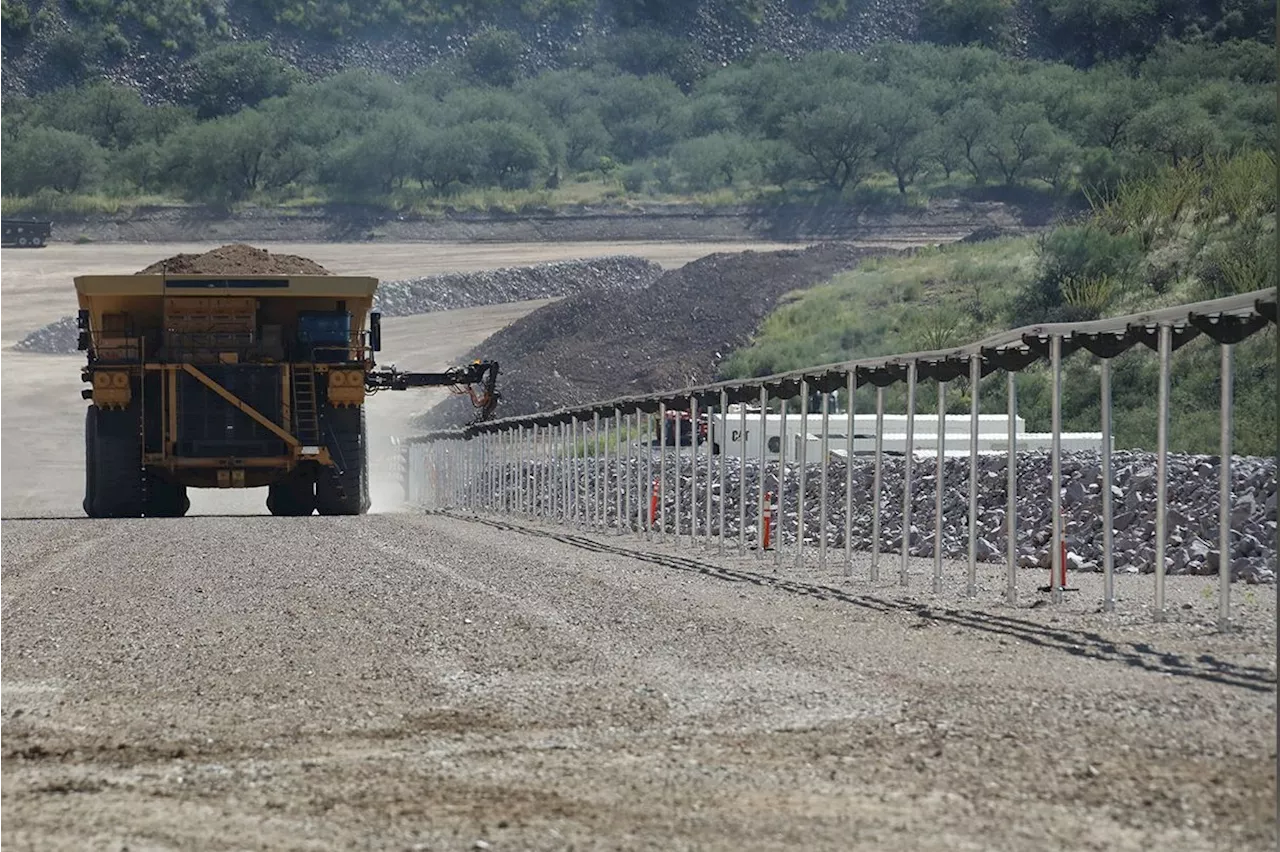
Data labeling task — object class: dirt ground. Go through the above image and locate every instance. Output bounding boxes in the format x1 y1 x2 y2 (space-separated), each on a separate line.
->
1 513 1274 851
0 241 796 517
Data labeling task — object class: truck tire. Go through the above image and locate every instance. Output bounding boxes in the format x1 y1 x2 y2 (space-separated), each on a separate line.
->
82 408 97 517
316 406 369 516
145 477 190 517
267 471 315 516
83 404 145 518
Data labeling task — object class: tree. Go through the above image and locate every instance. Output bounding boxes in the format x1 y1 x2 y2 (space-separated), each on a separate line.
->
671 132 759 190
1 127 104 194
161 109 313 202
415 125 480 192
596 74 687 161
1074 73 1149 150
982 102 1056 185
869 87 935 193
598 27 704 90
469 121 550 188
1031 0 1160 65
321 109 424 195
465 28 525 87
918 0 1013 49
563 112 612 170
32 82 149 150
184 42 301 119
783 97 878 192
1128 97 1221 167
942 99 996 182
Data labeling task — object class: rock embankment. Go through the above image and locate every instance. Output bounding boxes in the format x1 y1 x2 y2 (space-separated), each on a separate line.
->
482 449 1277 583
373 257 663 316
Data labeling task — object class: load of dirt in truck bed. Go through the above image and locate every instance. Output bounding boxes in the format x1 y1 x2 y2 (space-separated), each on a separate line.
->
417 243 901 426
135 243 332 275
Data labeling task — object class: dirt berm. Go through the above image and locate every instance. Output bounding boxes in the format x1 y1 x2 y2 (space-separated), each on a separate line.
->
418 243 897 425
134 243 333 275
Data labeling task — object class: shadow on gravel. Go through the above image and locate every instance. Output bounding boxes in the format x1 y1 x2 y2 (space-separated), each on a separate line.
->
443 512 1277 695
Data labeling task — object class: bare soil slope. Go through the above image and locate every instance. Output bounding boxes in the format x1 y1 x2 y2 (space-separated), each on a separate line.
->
422 243 895 422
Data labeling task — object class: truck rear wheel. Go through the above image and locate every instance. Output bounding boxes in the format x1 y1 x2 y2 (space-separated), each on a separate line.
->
145 477 190 517
83 404 145 518
267 471 315 516
316 406 369 516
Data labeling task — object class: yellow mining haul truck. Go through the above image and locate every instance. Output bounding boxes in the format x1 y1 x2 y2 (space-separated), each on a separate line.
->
74 273 498 518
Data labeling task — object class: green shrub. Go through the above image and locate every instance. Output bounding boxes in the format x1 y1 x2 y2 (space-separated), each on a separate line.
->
918 0 1013 49
465 28 525 87
1012 225 1141 323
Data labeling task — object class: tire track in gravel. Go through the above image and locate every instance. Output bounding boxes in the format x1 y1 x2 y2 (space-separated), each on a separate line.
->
2 514 1274 852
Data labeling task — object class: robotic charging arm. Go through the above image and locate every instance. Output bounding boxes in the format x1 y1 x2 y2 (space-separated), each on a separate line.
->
365 359 501 422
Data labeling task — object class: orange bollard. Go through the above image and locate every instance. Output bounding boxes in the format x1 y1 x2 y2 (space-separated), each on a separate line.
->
649 478 659 530
762 490 774 550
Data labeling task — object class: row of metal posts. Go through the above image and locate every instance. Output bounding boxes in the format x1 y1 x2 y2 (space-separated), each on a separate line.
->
412 327 1240 627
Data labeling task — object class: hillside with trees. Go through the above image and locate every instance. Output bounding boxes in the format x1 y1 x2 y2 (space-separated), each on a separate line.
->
2 35 1273 215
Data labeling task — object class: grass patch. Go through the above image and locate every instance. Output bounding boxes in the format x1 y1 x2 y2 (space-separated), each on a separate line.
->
721 236 1037 380
0 192 184 216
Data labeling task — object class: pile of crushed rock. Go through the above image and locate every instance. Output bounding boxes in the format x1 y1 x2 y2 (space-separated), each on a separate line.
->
475 448 1277 583
373 257 663 316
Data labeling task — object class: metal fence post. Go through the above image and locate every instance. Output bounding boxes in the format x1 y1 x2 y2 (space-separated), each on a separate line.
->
738 395 748 556
933 378 946 594
1101 357 1115 612
819 388 831 571
1051 334 1064 604
643 413 653 539
1154 323 1171 621
900 361 916 586
658 403 667 540
705 400 714 548
1218 343 1234 630
797 379 809 570
673 404 682 548
967 354 980 597
1006 370 1018 605
845 370 856 577
758 386 769 559
776 396 787 566
719 389 728 555
615 407 625 535
690 397 699 544
871 386 884 582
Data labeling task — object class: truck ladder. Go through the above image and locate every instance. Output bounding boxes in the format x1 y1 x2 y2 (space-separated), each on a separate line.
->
292 365 322 448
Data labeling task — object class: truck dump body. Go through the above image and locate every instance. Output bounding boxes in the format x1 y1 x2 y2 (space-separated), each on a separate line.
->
75 269 498 518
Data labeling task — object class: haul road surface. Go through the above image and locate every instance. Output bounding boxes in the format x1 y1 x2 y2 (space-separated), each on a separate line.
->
2 243 1276 851
3 514 1275 851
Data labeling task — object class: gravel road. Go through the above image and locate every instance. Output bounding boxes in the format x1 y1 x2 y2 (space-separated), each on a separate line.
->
3 512 1275 851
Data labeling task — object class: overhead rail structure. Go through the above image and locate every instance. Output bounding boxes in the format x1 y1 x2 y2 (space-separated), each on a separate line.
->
400 289 1277 627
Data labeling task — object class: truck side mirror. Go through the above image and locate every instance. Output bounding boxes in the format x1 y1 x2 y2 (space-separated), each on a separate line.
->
369 312 382 352
77 331 90 351
77 310 90 330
